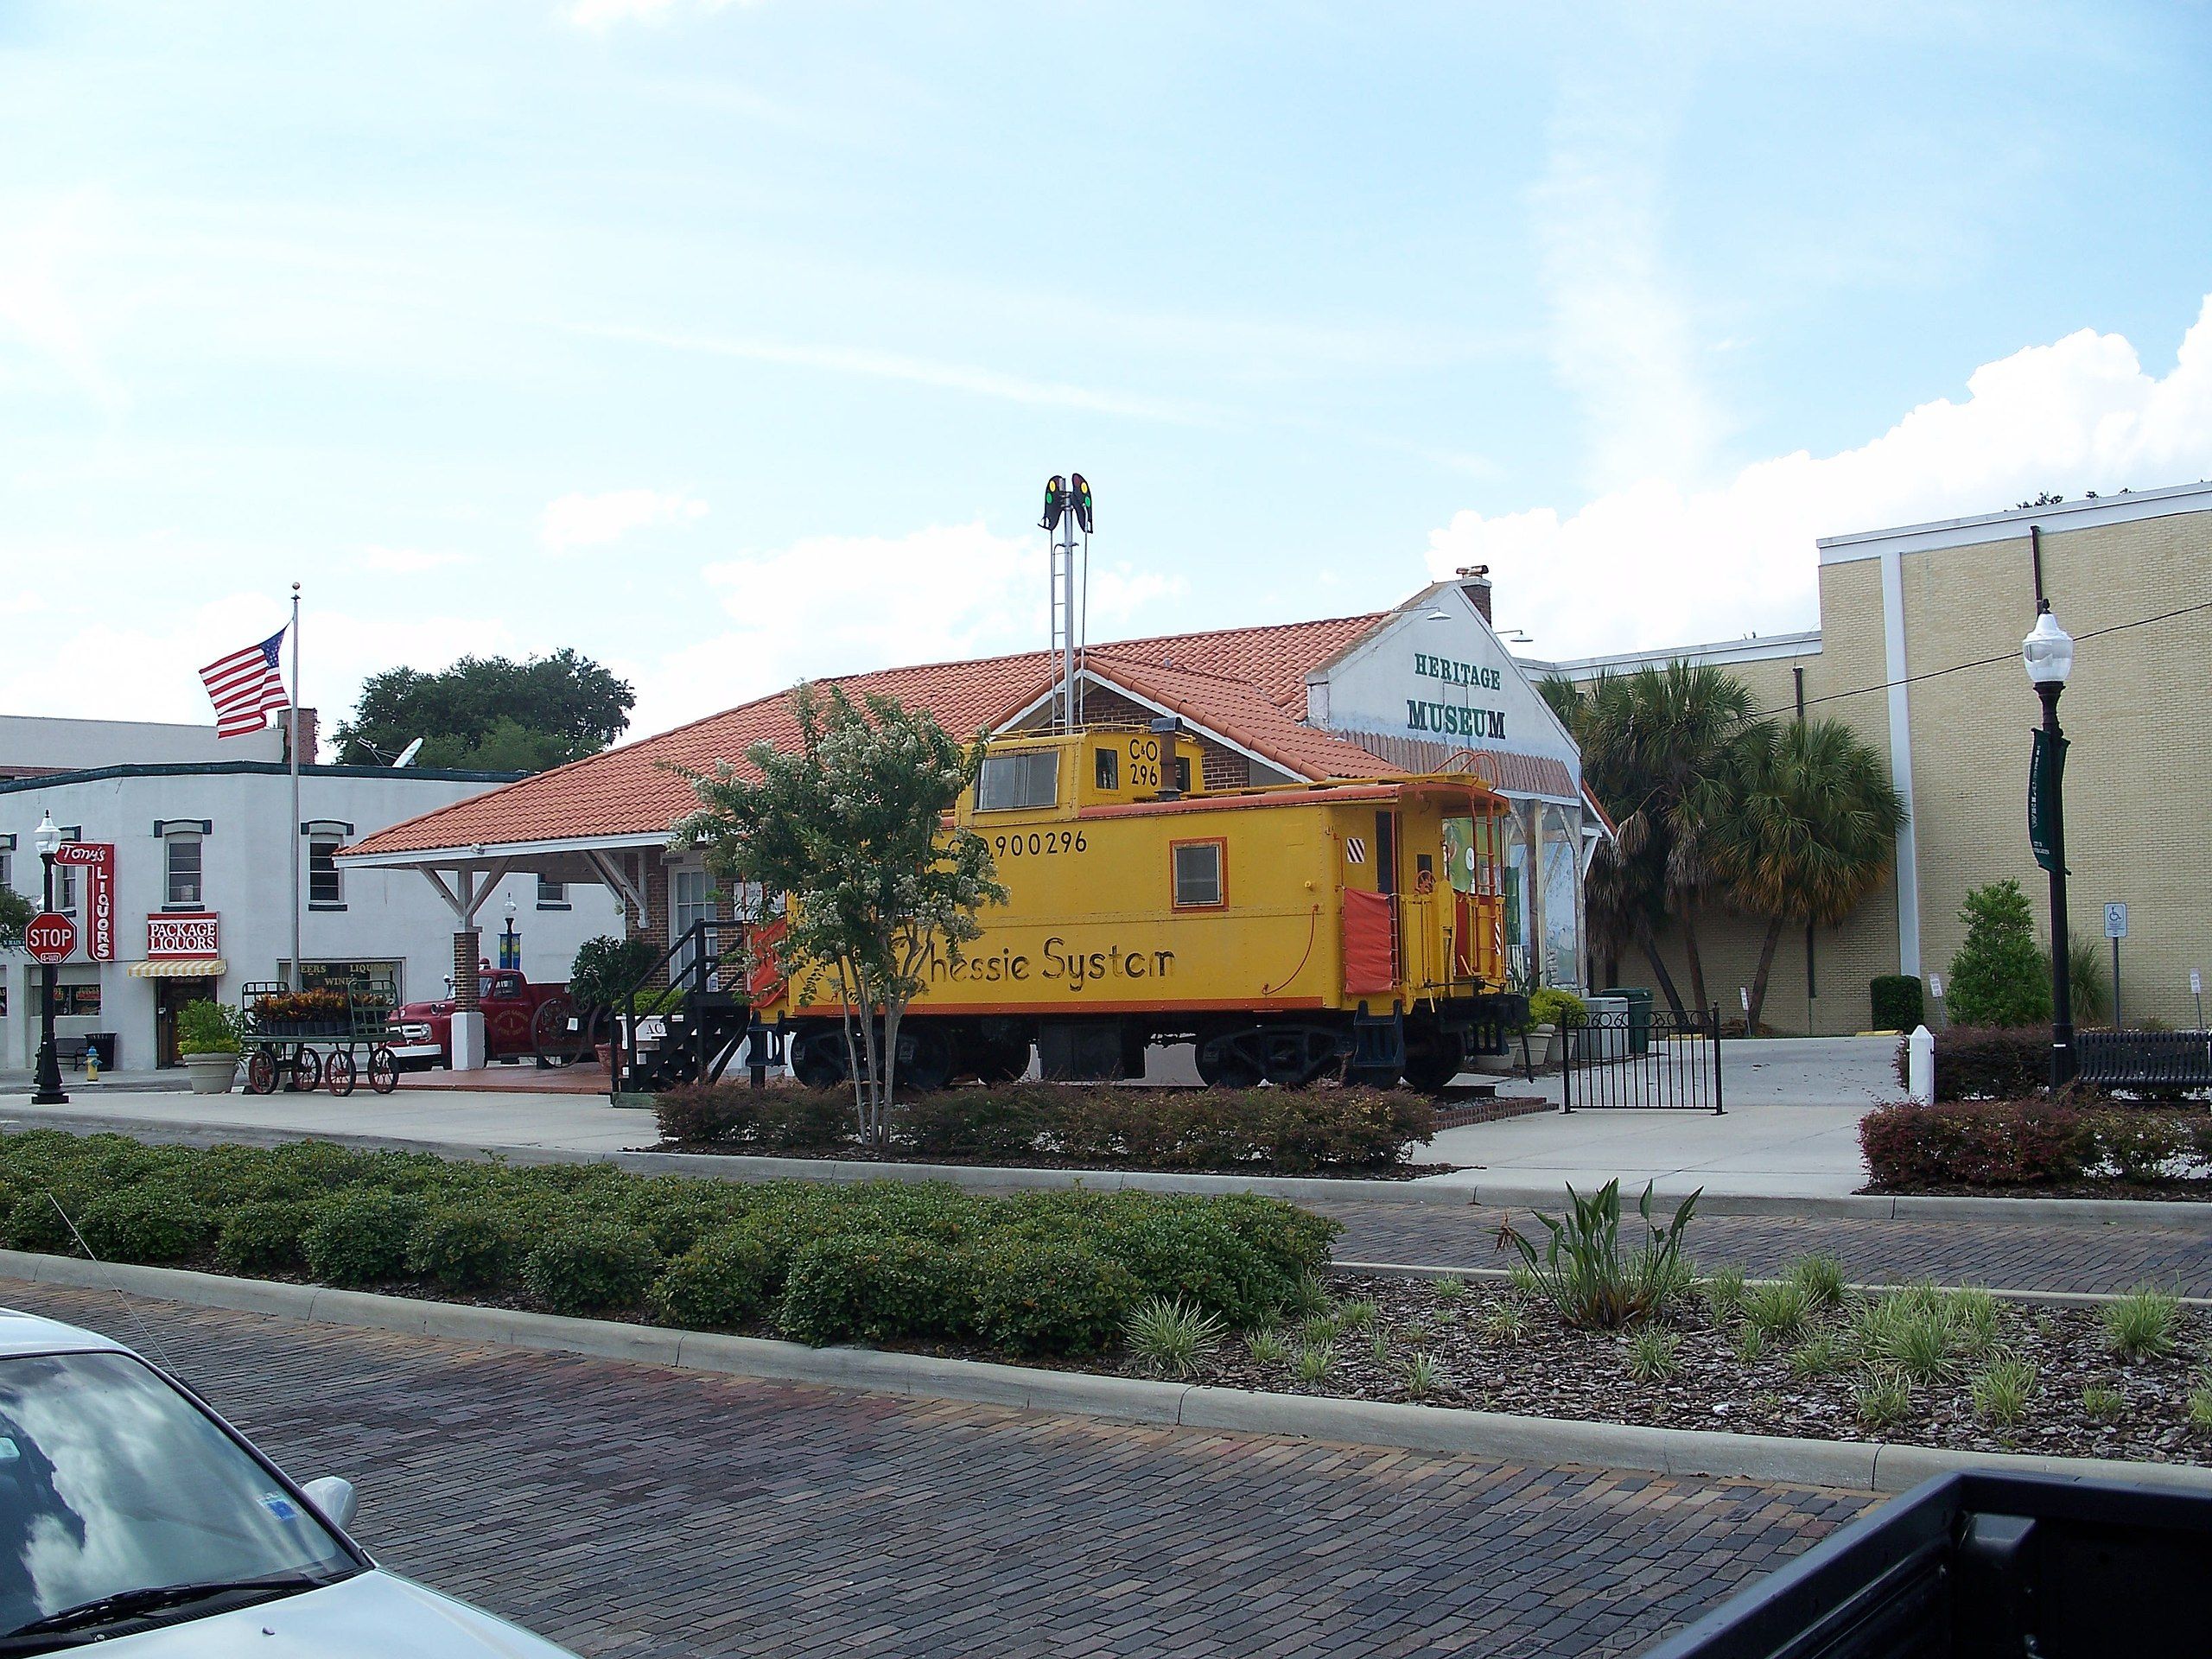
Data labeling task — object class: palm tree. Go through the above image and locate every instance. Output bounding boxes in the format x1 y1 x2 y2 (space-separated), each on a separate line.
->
1705 716 1907 1032
1541 671 1690 1018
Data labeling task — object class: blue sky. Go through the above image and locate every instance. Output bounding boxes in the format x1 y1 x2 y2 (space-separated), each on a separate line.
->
3 1 2209 741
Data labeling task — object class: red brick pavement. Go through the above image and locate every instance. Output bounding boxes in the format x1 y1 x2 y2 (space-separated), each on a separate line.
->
2 1281 1871 1658
1321 1199 2212 1294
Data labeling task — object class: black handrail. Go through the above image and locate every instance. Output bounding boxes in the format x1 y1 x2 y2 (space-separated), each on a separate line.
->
609 918 750 1097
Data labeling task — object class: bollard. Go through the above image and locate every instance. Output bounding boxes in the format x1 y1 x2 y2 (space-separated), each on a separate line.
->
1907 1023 1935 1106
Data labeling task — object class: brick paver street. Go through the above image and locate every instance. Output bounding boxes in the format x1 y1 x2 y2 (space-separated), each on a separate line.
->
1321 1199 2212 1295
3 1280 1870 1658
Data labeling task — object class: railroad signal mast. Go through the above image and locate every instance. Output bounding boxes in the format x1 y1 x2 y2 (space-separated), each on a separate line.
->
1040 474 1095 732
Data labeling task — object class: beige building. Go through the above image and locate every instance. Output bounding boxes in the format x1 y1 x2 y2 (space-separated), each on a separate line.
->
1524 481 2212 1034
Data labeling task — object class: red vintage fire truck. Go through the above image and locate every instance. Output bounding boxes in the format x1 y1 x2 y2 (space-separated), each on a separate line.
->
386 968 577 1069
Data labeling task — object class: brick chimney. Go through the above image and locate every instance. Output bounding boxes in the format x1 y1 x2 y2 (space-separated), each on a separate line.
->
283 707 319 765
1455 565 1493 623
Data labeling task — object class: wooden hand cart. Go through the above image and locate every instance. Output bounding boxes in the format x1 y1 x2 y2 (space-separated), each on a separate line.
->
239 977 403 1096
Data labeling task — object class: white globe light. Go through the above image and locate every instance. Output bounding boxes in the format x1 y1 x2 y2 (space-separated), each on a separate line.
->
33 814 60 857
2022 610 2074 687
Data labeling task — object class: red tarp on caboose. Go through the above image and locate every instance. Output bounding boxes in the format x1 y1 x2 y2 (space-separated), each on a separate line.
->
1340 887 1397 995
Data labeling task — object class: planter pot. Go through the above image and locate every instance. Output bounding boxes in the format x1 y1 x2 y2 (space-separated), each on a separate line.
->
1526 1025 1557 1068
181 1052 239 1095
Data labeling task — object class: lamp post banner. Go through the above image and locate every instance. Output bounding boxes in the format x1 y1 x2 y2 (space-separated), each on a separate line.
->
2028 727 2067 874
55 842 116 961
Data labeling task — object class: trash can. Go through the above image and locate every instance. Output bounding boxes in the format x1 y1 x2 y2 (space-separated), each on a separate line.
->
1580 995 1629 1062
1602 988 1652 1055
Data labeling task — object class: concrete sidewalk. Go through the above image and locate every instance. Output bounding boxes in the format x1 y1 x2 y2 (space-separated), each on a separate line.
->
0 1033 1898 1200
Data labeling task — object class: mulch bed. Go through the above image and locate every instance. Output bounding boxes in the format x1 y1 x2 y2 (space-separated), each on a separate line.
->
1104 1272 2211 1466
1863 1181 2212 1203
643 1142 1459 1179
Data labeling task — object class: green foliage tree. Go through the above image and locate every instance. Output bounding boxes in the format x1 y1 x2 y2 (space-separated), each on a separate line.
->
1945 879 2054 1027
334 649 633 771
0 887 31 952
671 683 1007 1147
1703 717 1906 1033
568 935 657 1012
1543 665 1752 1018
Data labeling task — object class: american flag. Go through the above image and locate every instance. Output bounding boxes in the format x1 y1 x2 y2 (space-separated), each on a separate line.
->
200 627 290 739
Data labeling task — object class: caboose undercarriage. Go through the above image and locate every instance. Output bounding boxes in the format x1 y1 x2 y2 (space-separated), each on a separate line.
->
783 990 1529 1094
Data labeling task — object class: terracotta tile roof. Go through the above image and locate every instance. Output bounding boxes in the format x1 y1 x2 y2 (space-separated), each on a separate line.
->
348 612 1394 860
1333 731 1581 801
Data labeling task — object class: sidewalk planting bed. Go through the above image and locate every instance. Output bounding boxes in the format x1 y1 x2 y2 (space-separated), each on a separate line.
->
8 1128 2209 1469
1862 1099 2212 1200
653 1079 1461 1178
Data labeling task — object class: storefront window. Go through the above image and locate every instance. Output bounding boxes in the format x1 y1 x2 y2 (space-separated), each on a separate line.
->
54 984 102 1017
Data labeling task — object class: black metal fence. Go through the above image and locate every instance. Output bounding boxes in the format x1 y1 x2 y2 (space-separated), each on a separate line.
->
2077 1028 2212 1091
1560 1005 1724 1114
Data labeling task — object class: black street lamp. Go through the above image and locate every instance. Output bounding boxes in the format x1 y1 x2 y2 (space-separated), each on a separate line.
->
31 813 67 1106
2024 607 2076 1088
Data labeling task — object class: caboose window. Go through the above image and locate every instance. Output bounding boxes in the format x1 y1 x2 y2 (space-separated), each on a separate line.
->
1174 755 1192 793
1094 747 1119 791
1172 840 1225 908
976 751 1060 810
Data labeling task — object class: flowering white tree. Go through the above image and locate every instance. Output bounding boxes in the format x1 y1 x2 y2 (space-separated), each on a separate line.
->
672 683 1004 1147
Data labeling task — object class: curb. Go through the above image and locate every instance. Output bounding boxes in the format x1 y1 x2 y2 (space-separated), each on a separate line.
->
7 1249 2211 1498
9 1105 2212 1230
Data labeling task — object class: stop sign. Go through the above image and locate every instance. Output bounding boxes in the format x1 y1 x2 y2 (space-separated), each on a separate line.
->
25 912 76 964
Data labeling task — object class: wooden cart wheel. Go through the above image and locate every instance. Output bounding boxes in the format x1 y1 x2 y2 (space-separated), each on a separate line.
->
245 1049 277 1095
367 1046 399 1094
326 1047 357 1096
287 1045 323 1092
531 995 585 1066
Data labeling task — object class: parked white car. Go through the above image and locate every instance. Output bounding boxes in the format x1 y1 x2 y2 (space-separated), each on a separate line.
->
0 1306 578 1656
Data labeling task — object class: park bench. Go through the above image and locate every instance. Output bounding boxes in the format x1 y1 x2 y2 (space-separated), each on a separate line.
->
2075 1028 2212 1093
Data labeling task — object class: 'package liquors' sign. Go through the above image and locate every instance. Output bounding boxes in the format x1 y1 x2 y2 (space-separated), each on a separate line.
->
54 842 116 962
147 912 220 958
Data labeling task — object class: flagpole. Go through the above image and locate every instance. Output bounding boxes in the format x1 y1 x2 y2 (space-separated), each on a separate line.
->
289 582 302 991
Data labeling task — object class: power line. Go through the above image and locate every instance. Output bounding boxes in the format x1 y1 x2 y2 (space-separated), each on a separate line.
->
1745 596 2212 723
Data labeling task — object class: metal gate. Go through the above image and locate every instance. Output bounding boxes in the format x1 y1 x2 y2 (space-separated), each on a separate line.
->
1560 1004 1723 1113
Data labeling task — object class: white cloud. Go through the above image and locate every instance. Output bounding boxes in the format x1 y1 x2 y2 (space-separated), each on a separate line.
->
1428 296 2212 659
1529 33 1719 494
563 0 755 30
623 520 1182 739
359 544 467 575
540 488 708 554
586 324 1223 428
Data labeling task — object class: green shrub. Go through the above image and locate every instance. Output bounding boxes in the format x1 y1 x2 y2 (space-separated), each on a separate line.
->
1869 976 1923 1034
214 1200 317 1274
1625 1326 1681 1383
3 1191 82 1253
77 1190 213 1264
1083 1204 1287 1327
523 1223 662 1314
1497 1180 1698 1331
1527 988 1586 1029
302 1192 424 1286
778 1234 972 1345
1970 1356 2037 1426
569 934 656 1013
650 1229 779 1330
407 1205 530 1292
2103 1287 2181 1361
972 1239 1140 1356
1292 1340 1336 1382
1855 1370 1913 1429
1944 880 2051 1028
1860 1101 2091 1188
1788 1255 1847 1310
900 1085 1054 1160
1741 1280 1813 1341
176 1000 245 1056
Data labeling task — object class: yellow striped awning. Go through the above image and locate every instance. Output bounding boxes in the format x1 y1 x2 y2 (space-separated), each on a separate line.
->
127 958 227 978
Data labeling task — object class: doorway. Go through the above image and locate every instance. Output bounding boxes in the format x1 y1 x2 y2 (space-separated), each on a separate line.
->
153 976 218 1067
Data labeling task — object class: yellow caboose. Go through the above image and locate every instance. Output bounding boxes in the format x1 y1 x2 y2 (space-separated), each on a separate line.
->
755 722 1529 1090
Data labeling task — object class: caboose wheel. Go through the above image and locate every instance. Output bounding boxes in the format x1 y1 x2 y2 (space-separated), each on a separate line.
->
790 1026 849 1090
1196 1031 1265 1089
897 1024 954 1096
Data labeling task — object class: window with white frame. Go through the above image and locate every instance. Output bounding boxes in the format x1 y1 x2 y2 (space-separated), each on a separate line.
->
165 836 204 906
308 839 343 907
56 828 80 912
671 867 711 977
